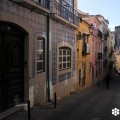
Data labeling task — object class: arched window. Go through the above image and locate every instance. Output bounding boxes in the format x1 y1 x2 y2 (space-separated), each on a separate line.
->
59 47 71 70
36 37 45 73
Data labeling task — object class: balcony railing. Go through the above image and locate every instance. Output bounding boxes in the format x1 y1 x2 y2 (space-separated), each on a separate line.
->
97 29 103 39
13 0 50 13
50 0 80 26
93 29 103 39
32 0 50 9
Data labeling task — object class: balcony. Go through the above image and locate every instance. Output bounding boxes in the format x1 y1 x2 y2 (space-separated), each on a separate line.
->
50 0 80 28
104 33 107 40
11 0 50 14
93 29 103 39
32 0 49 9
97 29 103 39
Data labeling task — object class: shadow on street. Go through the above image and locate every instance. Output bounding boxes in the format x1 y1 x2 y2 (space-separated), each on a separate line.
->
3 76 120 120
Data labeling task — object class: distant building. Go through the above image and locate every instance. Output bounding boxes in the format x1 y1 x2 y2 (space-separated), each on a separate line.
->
115 26 120 49
96 14 110 78
78 12 110 85
76 19 92 90
108 31 115 75
109 31 115 49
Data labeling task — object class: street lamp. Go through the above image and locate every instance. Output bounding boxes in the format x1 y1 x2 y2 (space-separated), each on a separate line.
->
89 24 94 34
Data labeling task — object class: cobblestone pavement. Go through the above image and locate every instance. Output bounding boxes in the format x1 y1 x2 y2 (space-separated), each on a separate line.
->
4 76 120 120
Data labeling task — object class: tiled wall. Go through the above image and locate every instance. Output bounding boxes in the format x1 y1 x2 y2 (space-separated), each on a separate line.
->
52 20 76 84
58 72 71 82
0 0 47 78
0 0 76 83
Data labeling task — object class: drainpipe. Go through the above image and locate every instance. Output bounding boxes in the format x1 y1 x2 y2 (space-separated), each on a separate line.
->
47 0 50 102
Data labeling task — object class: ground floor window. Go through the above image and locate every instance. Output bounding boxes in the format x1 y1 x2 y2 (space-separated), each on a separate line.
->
59 47 71 70
36 37 45 73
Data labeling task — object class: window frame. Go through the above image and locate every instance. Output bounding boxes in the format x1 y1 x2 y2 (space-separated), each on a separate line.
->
111 36 113 40
59 47 71 71
36 37 45 73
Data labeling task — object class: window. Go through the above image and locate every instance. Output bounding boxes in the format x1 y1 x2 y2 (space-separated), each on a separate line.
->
69 0 73 12
69 0 73 5
86 42 90 54
36 37 45 73
82 31 90 55
96 70 97 77
111 36 113 40
56 0 60 3
94 22 96 28
92 41 94 53
117 34 120 39
59 47 71 70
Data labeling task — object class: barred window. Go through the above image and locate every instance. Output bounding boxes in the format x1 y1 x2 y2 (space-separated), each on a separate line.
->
59 47 71 70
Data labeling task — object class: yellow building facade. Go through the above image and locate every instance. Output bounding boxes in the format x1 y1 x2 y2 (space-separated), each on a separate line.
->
77 20 93 90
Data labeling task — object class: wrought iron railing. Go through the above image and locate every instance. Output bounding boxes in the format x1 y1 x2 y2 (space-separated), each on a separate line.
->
32 0 50 9
97 29 103 39
50 0 80 26
104 33 107 40
94 29 103 39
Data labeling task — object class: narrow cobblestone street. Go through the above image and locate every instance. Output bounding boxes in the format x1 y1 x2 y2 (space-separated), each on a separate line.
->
5 76 120 120
0 0 119 120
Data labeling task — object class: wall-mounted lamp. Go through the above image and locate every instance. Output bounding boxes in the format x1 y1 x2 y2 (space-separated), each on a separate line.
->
89 24 94 34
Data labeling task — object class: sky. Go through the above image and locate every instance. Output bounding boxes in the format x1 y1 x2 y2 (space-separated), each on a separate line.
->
78 0 120 31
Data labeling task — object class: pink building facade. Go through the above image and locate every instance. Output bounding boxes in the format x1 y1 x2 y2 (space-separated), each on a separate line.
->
83 16 104 85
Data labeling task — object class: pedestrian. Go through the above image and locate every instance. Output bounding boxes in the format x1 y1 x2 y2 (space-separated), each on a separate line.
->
105 71 112 89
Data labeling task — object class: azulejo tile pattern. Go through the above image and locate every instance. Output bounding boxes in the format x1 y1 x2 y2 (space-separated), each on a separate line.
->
0 0 76 82
58 72 71 82
0 0 47 78
52 20 76 84
0 0 47 31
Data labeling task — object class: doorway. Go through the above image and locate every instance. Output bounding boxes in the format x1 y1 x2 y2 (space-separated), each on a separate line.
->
0 22 25 112
79 69 81 86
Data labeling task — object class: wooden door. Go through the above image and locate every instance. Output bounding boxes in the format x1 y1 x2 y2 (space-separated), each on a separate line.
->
79 69 81 86
0 35 4 112
0 32 24 112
